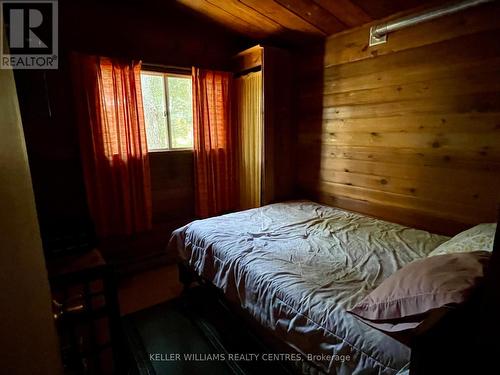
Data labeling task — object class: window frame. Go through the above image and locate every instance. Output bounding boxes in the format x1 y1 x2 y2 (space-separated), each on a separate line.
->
140 68 193 153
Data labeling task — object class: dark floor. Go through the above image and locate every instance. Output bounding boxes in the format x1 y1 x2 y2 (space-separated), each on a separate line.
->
122 287 295 375
119 264 183 316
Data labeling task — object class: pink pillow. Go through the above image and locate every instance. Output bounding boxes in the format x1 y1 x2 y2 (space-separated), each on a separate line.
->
348 251 490 326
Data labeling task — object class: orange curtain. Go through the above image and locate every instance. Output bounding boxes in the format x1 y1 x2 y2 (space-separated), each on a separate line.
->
71 54 152 237
192 67 237 218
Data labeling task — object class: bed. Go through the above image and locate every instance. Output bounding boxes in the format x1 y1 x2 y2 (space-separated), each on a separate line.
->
168 201 450 374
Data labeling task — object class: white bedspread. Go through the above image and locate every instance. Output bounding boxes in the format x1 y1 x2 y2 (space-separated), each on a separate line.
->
168 201 449 374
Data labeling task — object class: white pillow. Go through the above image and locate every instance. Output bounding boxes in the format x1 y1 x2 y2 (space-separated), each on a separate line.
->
428 223 496 257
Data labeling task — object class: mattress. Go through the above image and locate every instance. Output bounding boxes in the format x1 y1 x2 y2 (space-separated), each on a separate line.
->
168 201 449 374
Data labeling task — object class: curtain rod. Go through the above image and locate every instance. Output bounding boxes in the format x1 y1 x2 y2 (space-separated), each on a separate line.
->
369 0 494 46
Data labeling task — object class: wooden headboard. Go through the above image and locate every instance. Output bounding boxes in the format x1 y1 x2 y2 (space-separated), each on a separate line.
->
295 2 500 236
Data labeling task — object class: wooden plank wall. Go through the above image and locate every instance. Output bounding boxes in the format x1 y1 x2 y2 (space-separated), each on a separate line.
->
296 2 500 235
149 151 194 222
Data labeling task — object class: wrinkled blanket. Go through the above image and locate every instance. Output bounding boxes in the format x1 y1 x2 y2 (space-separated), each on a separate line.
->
168 201 449 374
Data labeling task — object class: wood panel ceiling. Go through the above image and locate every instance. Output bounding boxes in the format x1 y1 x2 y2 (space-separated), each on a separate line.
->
177 0 450 43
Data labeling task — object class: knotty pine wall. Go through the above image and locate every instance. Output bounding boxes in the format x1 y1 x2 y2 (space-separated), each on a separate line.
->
296 2 500 235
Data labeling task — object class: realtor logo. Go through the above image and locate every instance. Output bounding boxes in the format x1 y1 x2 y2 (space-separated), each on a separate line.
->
1 0 58 69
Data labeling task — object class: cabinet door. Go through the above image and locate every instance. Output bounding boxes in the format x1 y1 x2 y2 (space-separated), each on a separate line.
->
262 46 293 205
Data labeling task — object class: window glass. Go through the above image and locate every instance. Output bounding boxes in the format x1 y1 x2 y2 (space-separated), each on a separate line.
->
141 73 168 150
140 72 193 151
167 76 193 149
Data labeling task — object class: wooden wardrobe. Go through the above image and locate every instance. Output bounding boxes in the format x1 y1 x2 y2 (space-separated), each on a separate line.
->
232 44 294 207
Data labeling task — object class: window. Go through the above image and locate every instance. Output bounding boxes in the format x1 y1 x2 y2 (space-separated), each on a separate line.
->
140 71 193 150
